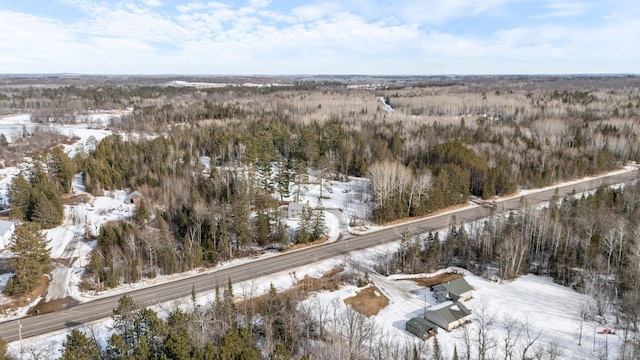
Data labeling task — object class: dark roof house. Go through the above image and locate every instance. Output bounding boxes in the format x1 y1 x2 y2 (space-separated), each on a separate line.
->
406 317 438 339
425 301 472 331
433 277 473 303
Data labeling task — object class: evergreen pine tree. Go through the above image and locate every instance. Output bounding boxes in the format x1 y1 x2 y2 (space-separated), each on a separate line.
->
276 159 292 202
49 146 76 193
134 307 166 356
5 222 51 296
111 295 139 349
30 186 64 228
162 331 191 360
223 277 237 328
218 327 260 360
7 173 31 221
129 337 152 360
432 335 443 360
135 200 149 226
310 206 327 241
104 333 131 360
60 329 102 360
296 204 312 244
163 309 192 360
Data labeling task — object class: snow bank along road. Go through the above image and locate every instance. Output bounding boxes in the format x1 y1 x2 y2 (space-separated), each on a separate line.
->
0 168 636 342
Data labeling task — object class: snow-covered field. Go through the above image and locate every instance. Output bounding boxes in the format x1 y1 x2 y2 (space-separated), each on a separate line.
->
0 112 635 358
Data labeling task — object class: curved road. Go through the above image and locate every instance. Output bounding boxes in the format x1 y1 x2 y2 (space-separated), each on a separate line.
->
0 169 636 342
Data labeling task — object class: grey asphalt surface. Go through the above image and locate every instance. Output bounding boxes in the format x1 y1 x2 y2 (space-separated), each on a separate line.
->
0 168 636 343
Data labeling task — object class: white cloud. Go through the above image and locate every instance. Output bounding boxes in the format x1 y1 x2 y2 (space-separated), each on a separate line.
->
392 0 513 24
291 3 343 21
258 10 297 24
65 1 195 45
249 0 272 8
2 0 639 74
534 1 590 18
142 0 163 7
176 2 206 13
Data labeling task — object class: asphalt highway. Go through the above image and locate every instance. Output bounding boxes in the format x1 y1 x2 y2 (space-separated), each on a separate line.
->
0 168 636 343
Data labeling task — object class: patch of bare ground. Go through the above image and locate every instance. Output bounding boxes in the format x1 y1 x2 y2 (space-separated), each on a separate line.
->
284 236 331 252
343 285 389 316
237 266 348 315
0 275 48 315
61 135 81 146
294 266 347 293
28 297 79 316
398 272 463 289
61 193 91 206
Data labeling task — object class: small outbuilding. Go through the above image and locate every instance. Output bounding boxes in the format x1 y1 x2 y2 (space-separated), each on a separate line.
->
425 301 472 331
124 191 144 205
406 317 438 339
433 277 473 303
0 220 15 249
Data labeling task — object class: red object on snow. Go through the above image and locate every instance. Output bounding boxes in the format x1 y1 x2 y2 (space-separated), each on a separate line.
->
597 328 613 334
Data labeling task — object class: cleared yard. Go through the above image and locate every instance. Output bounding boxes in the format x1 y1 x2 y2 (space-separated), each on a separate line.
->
343 285 389 316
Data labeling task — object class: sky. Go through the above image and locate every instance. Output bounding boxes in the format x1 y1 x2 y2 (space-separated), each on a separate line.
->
0 0 639 75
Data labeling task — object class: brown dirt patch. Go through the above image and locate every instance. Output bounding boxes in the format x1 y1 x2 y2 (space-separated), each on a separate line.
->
397 272 463 289
343 285 389 316
294 266 345 293
28 296 79 316
237 266 347 315
61 193 91 206
0 275 49 315
284 236 331 252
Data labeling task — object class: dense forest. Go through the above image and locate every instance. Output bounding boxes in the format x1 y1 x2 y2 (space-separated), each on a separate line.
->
2 76 639 291
2 76 640 358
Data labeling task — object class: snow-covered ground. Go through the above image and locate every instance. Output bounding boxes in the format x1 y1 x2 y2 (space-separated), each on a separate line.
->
0 112 120 145
0 112 636 358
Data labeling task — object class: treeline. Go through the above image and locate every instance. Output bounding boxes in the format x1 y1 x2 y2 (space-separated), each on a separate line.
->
56 282 431 360
54 274 572 360
84 104 621 223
